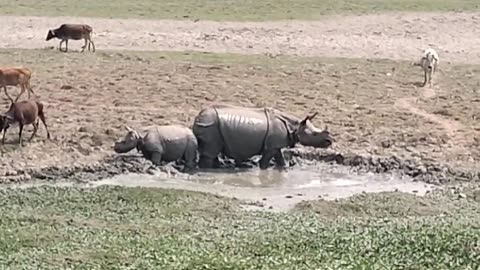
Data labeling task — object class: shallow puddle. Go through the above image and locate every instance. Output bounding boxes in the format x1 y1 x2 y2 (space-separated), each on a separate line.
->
90 164 436 212
0 164 436 212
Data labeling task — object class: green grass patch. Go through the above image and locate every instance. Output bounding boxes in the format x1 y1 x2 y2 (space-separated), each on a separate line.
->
0 0 479 21
0 185 479 269
297 189 480 217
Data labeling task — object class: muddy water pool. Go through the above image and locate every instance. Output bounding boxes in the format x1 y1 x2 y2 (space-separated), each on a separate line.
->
1 163 435 212
90 163 435 212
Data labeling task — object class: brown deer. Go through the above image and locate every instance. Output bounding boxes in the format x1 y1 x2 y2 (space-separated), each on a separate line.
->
1 99 51 145
0 67 35 102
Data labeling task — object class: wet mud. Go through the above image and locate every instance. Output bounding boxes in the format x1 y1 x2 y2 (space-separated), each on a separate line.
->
286 149 480 184
1 148 477 211
1 148 478 186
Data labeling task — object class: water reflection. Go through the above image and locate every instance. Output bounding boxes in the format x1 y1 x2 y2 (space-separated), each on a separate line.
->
155 164 410 190
181 167 288 188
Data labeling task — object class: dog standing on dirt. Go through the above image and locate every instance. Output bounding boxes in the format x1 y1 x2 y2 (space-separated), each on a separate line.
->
414 48 439 87
1 99 51 145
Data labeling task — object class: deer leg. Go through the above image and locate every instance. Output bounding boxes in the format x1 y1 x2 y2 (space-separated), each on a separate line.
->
423 70 428 87
429 70 433 87
28 120 39 142
15 85 25 102
26 80 35 98
65 40 69 52
1 121 8 145
3 85 13 103
18 123 24 145
38 113 51 140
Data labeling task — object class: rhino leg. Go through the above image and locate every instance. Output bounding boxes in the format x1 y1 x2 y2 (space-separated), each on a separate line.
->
183 138 198 172
273 150 288 170
235 160 255 169
195 126 224 169
259 150 276 170
259 149 287 170
139 142 164 166
199 155 222 169
150 152 163 166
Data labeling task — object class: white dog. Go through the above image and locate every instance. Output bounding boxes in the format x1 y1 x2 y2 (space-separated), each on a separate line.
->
415 48 439 87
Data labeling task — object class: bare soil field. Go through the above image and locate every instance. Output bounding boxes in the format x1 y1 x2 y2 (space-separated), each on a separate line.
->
0 12 478 178
2 12 480 63
0 47 478 176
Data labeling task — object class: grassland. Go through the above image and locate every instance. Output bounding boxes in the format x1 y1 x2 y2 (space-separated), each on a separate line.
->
0 0 478 21
0 186 478 269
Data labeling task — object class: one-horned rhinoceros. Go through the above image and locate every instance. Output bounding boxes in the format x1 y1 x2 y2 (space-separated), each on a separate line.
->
113 125 198 171
192 104 334 170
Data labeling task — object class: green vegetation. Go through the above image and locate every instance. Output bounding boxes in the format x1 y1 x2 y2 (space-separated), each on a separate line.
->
0 185 479 269
0 0 478 21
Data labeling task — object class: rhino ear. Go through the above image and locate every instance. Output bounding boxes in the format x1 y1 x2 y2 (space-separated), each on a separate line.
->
285 120 296 134
300 113 316 125
275 114 296 134
124 125 134 132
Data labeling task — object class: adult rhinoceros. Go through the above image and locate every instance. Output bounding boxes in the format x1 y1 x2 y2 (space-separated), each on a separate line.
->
192 104 334 170
113 125 198 171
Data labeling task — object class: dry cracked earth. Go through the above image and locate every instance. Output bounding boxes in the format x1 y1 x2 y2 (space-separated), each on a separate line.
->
0 13 479 180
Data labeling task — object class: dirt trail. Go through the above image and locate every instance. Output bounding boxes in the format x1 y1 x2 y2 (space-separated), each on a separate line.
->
394 84 465 144
1 12 480 63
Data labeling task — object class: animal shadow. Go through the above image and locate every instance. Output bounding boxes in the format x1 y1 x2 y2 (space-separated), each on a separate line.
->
412 81 425 87
401 81 425 87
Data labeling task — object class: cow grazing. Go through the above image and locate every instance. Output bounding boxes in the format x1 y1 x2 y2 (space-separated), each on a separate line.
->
46 24 96 53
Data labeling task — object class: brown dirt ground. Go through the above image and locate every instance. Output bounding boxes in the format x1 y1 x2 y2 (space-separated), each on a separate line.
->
0 12 479 176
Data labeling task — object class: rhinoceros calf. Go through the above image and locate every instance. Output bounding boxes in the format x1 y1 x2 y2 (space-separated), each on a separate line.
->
192 104 334 170
113 125 198 171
